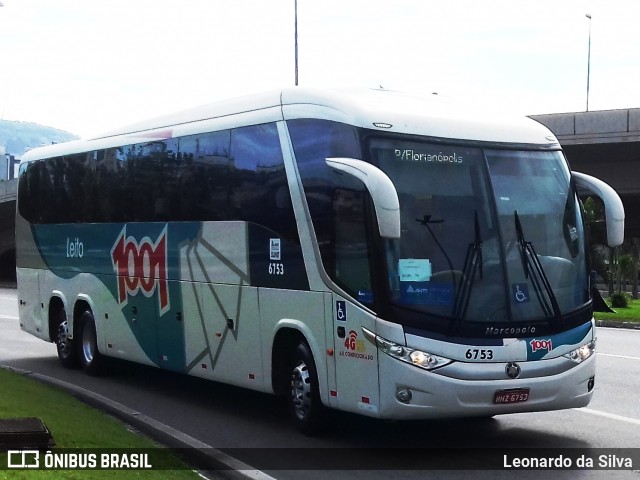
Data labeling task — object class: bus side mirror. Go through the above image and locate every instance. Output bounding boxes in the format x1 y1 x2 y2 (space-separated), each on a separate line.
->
325 157 401 239
572 171 625 247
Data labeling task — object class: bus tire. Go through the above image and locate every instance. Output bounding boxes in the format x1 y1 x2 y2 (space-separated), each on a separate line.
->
55 309 77 369
77 310 104 376
288 342 324 435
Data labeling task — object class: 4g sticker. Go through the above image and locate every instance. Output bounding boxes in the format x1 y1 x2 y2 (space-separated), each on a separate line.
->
340 330 373 361
344 330 364 352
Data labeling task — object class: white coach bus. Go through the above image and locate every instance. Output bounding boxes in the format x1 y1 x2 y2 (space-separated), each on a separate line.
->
16 88 624 433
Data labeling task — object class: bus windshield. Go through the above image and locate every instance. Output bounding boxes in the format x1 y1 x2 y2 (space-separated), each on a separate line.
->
368 138 588 326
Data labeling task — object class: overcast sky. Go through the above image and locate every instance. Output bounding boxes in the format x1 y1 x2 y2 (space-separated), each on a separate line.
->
1 0 639 138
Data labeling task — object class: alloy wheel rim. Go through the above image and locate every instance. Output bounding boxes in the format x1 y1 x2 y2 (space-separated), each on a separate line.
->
290 361 312 421
57 321 71 357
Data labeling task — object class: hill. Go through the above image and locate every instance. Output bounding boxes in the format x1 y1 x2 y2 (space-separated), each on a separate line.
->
0 119 79 158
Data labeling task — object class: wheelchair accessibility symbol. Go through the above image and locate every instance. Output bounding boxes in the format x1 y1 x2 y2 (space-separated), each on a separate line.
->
336 301 347 322
512 283 530 304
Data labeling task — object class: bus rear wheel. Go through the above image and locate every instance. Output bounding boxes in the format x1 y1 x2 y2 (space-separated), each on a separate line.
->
288 342 324 435
55 309 77 368
77 310 104 375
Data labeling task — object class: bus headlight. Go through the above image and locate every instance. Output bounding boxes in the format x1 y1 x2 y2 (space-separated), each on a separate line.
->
564 340 595 363
362 327 452 371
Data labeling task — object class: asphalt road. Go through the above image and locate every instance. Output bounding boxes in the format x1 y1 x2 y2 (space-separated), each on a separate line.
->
0 287 639 479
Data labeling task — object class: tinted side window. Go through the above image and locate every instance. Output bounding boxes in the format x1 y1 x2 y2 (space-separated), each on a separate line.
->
174 130 231 221
287 120 363 250
230 124 297 243
18 123 298 246
18 159 46 223
288 119 374 303
18 154 89 224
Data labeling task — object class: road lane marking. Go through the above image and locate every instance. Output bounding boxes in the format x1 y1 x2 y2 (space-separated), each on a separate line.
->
0 314 18 321
597 352 640 361
576 408 640 427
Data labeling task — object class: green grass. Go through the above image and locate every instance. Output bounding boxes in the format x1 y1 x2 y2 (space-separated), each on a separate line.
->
594 297 640 323
0 368 201 479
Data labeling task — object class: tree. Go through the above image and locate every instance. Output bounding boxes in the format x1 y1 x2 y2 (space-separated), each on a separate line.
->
617 254 633 294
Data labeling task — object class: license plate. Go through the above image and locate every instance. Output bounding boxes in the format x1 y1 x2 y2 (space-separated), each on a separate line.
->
493 388 530 404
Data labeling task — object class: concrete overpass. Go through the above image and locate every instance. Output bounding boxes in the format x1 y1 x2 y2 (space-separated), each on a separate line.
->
0 178 16 281
0 146 18 281
531 109 640 239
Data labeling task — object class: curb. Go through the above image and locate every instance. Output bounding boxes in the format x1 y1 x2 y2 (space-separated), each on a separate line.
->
595 320 640 330
0 365 275 480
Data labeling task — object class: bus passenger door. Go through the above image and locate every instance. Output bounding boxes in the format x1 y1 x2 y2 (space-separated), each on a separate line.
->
331 295 380 417
329 188 381 416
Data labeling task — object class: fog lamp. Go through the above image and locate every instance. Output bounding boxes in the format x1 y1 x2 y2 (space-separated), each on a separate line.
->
396 388 413 403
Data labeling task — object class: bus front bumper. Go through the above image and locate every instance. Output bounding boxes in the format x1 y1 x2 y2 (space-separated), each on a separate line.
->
377 352 595 420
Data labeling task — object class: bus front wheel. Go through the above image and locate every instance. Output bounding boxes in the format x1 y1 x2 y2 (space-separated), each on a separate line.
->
77 310 104 375
288 342 324 435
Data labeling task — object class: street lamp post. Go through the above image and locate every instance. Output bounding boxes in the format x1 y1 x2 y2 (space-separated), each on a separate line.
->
586 13 592 111
294 0 299 86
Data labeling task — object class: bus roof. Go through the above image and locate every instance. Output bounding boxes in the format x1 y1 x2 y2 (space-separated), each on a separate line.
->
21 88 559 162
280 88 559 147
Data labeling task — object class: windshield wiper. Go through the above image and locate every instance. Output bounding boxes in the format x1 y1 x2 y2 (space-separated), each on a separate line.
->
416 215 455 274
451 211 483 332
514 211 563 325
416 214 458 323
